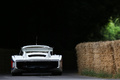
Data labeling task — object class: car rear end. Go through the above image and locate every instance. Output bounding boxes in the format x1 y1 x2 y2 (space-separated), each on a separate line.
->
11 59 62 75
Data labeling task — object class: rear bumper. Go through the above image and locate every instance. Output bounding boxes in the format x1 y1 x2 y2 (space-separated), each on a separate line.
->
11 60 62 74
11 67 62 73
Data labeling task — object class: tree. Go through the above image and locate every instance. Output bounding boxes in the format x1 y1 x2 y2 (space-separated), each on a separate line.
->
101 17 120 40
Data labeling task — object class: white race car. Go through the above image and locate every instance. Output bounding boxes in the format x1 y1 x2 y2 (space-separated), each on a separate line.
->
11 45 62 76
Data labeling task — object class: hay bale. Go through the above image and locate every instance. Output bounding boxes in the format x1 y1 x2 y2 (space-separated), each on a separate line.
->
113 40 120 73
76 40 120 74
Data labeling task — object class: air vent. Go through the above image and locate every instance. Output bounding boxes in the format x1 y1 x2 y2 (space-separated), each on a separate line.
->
28 55 46 57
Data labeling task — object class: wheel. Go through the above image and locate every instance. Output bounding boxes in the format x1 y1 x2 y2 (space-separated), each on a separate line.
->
52 72 62 75
12 72 22 76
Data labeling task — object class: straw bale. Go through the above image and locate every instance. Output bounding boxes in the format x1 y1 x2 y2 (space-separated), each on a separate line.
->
76 40 120 74
115 61 120 73
105 67 113 74
113 40 120 73
94 54 100 59
115 62 120 67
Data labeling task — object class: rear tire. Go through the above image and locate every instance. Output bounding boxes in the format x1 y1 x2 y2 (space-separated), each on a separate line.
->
52 72 62 76
12 72 22 76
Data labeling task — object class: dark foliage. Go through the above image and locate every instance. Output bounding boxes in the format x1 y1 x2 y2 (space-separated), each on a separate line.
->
1 0 120 50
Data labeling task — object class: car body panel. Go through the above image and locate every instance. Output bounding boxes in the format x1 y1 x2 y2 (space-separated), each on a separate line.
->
11 45 62 75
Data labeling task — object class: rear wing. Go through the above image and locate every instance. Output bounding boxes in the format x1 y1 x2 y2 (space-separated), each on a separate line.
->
22 47 53 52
22 45 53 52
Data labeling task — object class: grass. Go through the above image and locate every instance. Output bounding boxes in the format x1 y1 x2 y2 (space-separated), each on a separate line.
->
81 69 96 77
81 69 120 78
114 73 120 79
96 71 112 78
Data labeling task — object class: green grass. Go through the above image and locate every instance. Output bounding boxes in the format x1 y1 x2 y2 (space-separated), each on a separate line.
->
81 69 96 77
81 69 114 78
96 71 112 78
114 73 120 79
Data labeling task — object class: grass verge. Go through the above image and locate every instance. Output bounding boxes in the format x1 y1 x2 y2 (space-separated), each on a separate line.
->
81 69 120 78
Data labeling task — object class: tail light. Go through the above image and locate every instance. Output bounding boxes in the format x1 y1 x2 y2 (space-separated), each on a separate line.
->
60 59 63 69
11 60 15 68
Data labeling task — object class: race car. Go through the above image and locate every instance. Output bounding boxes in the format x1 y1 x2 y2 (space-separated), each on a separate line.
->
11 45 62 76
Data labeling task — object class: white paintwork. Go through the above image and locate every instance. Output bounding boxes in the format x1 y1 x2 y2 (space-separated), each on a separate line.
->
11 45 62 69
